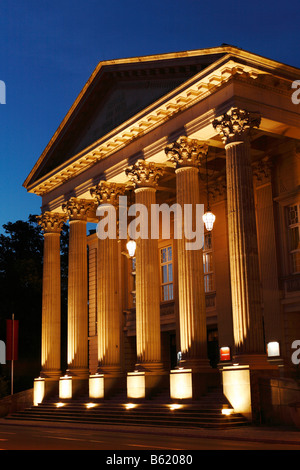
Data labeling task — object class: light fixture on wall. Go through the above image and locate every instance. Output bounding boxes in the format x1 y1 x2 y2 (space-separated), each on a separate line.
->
202 153 215 231
267 341 280 358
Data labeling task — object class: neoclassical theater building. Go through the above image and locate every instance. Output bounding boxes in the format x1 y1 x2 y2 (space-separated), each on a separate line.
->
24 45 300 420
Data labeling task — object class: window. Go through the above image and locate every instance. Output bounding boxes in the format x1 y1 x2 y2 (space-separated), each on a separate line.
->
130 257 136 306
160 246 174 301
203 232 214 292
288 204 300 273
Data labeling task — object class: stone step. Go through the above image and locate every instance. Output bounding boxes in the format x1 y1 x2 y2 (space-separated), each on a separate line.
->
12 406 238 417
5 387 249 429
6 404 248 429
7 410 248 428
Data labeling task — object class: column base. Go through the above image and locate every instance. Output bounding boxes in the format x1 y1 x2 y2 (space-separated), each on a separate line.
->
231 353 281 370
40 369 61 379
134 362 165 372
65 367 89 378
179 358 212 372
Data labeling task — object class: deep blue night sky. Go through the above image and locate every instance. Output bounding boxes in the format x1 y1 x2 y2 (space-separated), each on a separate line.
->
0 0 299 231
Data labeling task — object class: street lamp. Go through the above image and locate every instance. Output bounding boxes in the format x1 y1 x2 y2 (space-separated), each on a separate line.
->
203 209 216 232
126 239 136 258
202 153 215 231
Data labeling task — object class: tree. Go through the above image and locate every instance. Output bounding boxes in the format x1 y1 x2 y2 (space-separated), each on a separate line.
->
0 215 69 393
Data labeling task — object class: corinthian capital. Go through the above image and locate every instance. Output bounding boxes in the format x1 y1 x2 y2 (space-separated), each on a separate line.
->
212 107 261 145
125 160 164 188
165 136 208 168
62 197 96 220
37 212 67 233
90 181 126 206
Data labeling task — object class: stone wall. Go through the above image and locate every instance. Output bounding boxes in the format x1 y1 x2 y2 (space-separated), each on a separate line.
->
0 389 33 418
259 377 300 427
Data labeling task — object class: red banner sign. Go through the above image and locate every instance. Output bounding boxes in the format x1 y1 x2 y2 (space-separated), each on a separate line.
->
220 346 231 361
6 319 19 361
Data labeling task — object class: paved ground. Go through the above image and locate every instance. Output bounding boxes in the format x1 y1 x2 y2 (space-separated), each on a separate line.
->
0 419 299 450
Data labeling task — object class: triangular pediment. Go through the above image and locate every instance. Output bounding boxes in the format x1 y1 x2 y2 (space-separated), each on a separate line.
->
24 45 299 192
24 48 230 189
71 77 191 156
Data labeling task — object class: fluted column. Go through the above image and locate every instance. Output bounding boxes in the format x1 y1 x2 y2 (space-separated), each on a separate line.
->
213 108 265 361
90 181 126 373
62 198 95 378
37 212 66 378
252 157 281 346
165 137 210 371
126 160 164 371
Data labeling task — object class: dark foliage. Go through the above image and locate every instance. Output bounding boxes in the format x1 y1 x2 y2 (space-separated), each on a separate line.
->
0 215 68 394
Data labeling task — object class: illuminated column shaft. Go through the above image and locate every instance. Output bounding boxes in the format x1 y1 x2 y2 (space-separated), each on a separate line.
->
63 198 94 377
68 219 88 373
165 137 209 369
42 232 61 374
135 186 161 366
175 166 208 364
37 213 66 377
213 108 265 357
126 160 164 371
226 140 264 354
90 182 126 372
97 235 120 370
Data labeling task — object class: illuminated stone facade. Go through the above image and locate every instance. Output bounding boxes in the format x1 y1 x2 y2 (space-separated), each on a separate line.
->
25 46 300 418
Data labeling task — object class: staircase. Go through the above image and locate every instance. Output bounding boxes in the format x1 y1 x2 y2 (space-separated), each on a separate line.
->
5 387 249 429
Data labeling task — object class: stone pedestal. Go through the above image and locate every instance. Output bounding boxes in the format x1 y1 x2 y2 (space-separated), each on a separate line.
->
170 367 218 400
220 359 280 422
33 377 45 406
127 370 168 400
